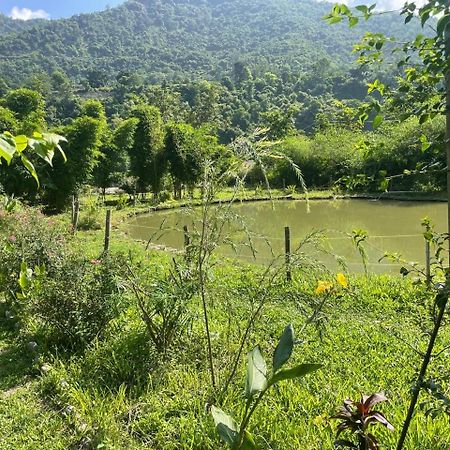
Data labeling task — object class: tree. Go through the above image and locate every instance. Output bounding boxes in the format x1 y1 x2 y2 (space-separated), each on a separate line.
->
261 104 299 140
164 123 211 198
94 118 137 197
44 116 103 210
3 88 45 135
0 107 18 134
86 69 109 89
233 61 252 85
129 105 166 196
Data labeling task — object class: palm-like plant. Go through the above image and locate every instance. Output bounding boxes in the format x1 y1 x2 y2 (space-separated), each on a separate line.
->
332 393 394 450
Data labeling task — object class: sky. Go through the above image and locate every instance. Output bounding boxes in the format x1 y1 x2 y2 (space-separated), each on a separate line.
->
0 1 125 20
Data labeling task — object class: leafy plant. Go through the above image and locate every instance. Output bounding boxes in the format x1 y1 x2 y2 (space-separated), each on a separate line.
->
349 229 369 275
211 323 321 449
125 259 197 355
77 195 102 231
0 131 66 185
29 255 125 350
332 393 394 450
286 184 297 195
0 208 67 317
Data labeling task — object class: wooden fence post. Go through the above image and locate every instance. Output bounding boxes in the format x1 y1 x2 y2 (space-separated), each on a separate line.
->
183 225 190 248
285 226 292 282
72 197 80 233
71 195 75 224
104 209 112 254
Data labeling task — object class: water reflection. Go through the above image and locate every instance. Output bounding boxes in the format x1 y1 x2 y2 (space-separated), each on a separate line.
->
127 199 447 273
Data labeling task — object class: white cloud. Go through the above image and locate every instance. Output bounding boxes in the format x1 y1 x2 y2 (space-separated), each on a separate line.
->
9 6 50 21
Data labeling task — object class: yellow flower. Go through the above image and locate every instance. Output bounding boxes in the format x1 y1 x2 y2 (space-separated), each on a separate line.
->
336 273 348 288
315 280 333 295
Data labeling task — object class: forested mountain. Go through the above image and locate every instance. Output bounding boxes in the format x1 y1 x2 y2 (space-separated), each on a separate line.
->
0 0 420 86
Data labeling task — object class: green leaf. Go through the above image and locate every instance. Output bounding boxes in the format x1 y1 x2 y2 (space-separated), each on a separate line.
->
241 431 257 450
211 406 238 448
14 135 28 153
349 16 358 27
245 346 267 399
273 324 295 372
400 267 409 276
437 14 450 37
355 5 368 14
329 16 342 24
268 363 321 387
404 14 413 24
21 154 39 187
28 139 55 166
419 113 430 124
0 134 17 164
420 134 431 152
372 115 383 129
19 261 32 291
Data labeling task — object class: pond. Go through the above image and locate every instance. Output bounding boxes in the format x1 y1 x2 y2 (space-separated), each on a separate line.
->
126 199 447 273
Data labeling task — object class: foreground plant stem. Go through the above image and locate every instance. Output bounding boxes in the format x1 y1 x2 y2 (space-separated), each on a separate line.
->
396 295 447 450
198 169 216 390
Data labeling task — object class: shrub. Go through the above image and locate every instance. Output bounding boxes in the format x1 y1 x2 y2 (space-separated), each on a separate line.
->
30 255 125 350
77 198 102 230
126 259 197 354
264 130 365 189
0 207 67 315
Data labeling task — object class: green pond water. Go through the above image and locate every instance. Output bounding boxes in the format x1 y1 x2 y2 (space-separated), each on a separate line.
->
126 199 447 273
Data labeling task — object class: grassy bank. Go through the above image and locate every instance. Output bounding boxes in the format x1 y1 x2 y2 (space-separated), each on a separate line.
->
1 209 449 449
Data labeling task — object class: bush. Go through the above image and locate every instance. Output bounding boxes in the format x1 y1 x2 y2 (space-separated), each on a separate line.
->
268 130 364 188
363 117 445 191
126 259 197 354
30 255 125 350
0 207 67 314
77 201 102 230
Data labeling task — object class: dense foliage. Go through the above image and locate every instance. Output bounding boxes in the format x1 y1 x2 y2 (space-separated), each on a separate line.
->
0 0 420 87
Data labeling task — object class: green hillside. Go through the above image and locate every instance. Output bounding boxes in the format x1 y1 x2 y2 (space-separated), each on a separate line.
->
0 0 420 86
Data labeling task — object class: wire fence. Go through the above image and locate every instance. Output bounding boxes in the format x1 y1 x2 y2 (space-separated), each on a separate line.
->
126 221 428 271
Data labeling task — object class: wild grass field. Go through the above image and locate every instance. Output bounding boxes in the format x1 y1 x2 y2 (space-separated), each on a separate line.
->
0 202 449 450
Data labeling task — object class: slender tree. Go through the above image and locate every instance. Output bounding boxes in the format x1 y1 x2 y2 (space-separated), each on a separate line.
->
129 105 166 196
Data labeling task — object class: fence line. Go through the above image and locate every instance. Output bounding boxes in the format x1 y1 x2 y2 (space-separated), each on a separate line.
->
128 222 424 242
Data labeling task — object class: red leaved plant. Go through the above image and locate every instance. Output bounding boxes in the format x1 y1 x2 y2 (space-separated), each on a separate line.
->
332 393 394 450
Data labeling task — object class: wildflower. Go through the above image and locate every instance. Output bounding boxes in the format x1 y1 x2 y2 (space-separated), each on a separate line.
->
336 273 348 288
90 259 101 265
8 235 17 243
315 280 333 295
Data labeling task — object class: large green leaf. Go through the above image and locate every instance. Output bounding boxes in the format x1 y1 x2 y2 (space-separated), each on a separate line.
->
437 14 450 37
269 363 321 387
245 346 267 399
28 133 67 165
372 114 383 129
28 139 55 166
14 135 28 153
42 133 68 162
0 133 17 164
211 406 238 448
273 324 294 372
21 154 39 187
